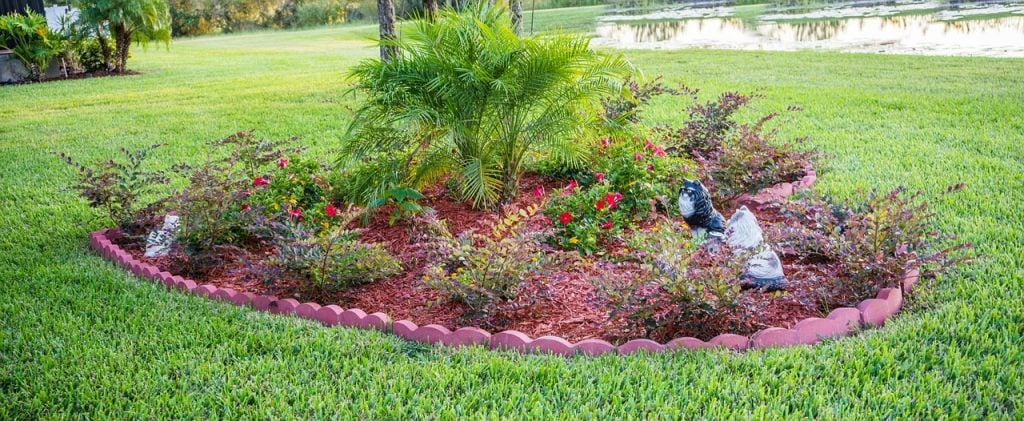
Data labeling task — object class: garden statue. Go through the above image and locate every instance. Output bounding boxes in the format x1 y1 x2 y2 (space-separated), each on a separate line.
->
726 206 787 291
677 179 726 240
678 181 787 291
144 215 179 258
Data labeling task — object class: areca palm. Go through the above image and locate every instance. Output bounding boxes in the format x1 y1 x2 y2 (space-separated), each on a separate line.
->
341 6 630 210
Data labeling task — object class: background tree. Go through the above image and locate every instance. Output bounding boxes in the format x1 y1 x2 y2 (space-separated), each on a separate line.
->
75 0 171 73
376 0 396 61
423 0 437 22
510 0 521 34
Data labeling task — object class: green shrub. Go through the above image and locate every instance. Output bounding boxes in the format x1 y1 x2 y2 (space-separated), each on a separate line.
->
422 204 553 317
268 209 401 293
77 37 115 72
342 6 629 209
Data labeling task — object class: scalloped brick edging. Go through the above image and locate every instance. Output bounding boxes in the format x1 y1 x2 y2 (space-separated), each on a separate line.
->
86 166 922 357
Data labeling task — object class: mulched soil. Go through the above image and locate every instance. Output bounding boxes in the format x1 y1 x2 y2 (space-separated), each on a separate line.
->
1 69 139 86
116 173 837 343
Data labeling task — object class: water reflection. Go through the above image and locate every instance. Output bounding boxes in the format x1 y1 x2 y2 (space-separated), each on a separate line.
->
593 3 1024 57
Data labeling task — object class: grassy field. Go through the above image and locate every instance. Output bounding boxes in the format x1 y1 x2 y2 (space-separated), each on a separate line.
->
2 10 1023 418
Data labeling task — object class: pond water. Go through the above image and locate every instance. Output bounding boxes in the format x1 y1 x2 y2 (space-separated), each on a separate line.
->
592 1 1024 57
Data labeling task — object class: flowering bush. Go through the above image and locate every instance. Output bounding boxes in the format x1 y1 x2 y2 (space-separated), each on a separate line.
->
544 136 695 254
422 204 553 317
767 186 972 306
598 219 752 340
250 155 339 229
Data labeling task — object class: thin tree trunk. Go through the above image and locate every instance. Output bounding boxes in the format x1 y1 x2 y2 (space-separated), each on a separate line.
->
510 0 523 35
96 25 112 71
377 0 398 62
423 0 438 22
113 24 132 73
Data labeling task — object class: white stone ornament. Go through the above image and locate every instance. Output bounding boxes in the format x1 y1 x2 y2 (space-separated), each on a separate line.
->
725 206 786 291
144 215 180 258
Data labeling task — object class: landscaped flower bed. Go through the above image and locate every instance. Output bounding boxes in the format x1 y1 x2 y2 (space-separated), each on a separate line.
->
63 10 969 355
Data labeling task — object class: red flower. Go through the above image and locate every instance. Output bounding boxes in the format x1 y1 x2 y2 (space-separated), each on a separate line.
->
325 204 338 218
534 186 546 198
601 220 613 230
634 153 644 161
595 172 605 183
645 140 654 150
559 211 572 224
241 204 250 212
605 192 623 209
278 158 288 169
596 199 607 211
600 137 611 147
252 177 269 187
289 207 302 220
566 180 578 190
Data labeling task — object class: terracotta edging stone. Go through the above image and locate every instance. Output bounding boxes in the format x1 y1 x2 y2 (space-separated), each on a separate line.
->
84 166 923 357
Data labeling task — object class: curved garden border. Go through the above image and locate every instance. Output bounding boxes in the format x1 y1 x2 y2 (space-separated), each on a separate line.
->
87 166 921 356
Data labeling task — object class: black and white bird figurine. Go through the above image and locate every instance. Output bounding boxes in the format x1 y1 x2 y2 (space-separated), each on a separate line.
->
677 179 726 241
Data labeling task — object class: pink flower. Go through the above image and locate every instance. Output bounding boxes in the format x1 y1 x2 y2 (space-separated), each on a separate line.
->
653 146 666 157
645 140 654 150
278 158 288 169
534 186 546 198
559 211 572 224
601 220 613 230
600 137 611 147
252 177 269 187
634 153 643 161
566 180 578 190
595 172 605 183
289 207 302 220
647 164 655 171
325 204 338 218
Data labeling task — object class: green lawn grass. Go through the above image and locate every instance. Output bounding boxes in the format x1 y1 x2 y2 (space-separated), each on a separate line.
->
1 15 1023 418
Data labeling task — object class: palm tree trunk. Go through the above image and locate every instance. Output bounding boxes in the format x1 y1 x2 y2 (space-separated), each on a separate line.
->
510 0 523 35
377 0 398 62
96 25 112 71
112 23 132 73
423 0 438 22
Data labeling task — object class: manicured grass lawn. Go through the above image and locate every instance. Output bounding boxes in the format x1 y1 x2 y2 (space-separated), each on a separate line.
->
2 14 1023 417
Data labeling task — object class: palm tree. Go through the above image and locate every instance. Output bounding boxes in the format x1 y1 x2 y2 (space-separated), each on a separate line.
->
342 6 630 209
75 0 170 73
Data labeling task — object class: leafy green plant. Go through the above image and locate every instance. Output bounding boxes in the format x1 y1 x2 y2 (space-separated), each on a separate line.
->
423 204 551 317
252 155 339 229
55 144 169 235
268 208 401 294
0 10 64 81
367 186 426 225
341 5 630 209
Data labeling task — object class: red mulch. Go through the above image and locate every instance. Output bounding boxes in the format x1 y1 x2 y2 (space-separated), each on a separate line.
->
116 173 837 344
